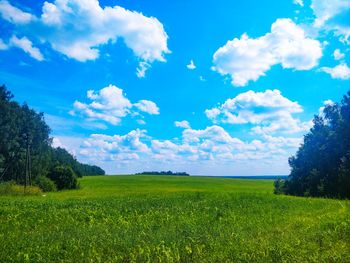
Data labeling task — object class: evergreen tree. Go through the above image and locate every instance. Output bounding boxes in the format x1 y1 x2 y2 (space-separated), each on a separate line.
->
0 85 105 189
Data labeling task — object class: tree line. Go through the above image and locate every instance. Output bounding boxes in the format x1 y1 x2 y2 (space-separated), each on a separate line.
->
136 171 189 176
275 90 350 199
0 85 105 191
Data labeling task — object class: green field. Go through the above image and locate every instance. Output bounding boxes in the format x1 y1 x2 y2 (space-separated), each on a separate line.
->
0 175 349 262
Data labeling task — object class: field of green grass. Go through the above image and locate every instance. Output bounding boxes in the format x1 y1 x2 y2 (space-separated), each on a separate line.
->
0 175 349 262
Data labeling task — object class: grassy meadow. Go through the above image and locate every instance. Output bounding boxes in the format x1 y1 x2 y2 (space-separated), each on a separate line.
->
0 175 349 262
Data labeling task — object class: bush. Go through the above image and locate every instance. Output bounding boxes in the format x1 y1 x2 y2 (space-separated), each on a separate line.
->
273 179 286 195
48 166 78 190
35 176 57 192
0 181 42 196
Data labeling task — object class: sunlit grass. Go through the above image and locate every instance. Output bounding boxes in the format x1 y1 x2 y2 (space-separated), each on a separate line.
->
0 181 42 196
0 175 349 262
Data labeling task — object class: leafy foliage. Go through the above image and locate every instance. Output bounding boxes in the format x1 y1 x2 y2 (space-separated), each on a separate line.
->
48 166 78 190
0 85 105 190
35 176 57 192
50 147 105 177
276 90 350 198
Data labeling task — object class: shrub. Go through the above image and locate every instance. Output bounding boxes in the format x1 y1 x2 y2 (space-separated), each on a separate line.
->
273 179 286 195
35 176 57 192
48 166 78 190
0 181 42 195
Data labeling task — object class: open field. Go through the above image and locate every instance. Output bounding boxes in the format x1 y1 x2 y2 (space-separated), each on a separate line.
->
0 175 349 262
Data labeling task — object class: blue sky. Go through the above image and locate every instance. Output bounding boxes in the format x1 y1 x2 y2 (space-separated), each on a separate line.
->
0 0 350 175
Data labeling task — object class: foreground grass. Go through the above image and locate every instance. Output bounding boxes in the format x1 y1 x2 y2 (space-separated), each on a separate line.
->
0 176 349 262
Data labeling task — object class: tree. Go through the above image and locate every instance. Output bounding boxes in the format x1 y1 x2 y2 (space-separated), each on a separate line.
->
276 90 350 198
0 85 105 190
48 166 78 190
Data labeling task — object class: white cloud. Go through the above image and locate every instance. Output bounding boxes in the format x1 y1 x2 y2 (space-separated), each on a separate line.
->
0 0 170 73
174 120 191 129
320 63 350 79
137 119 146 125
182 125 244 146
52 137 64 148
206 89 311 134
311 0 350 27
293 0 304 7
73 125 302 175
10 35 44 61
0 39 8 50
206 89 302 124
318 99 334 115
212 18 322 86
136 62 151 78
80 129 150 161
199 76 206 82
0 0 34 24
251 117 312 135
186 59 196 70
311 0 350 43
333 49 345 60
134 100 160 115
71 84 160 125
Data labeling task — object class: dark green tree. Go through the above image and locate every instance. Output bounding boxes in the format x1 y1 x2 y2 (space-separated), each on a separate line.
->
0 85 105 190
277 90 350 198
48 166 78 190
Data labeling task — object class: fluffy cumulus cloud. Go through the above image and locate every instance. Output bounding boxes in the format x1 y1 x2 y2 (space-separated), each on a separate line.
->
311 0 350 43
174 120 191 129
212 18 322 86
205 89 311 134
70 84 159 125
320 63 350 80
79 129 149 161
134 100 160 115
72 125 303 174
0 0 170 74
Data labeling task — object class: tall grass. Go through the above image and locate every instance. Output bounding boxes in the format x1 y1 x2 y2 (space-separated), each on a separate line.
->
0 175 349 262
0 181 42 196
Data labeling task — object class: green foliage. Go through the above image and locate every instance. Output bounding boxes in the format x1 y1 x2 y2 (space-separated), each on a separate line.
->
0 85 51 184
50 147 105 177
0 85 105 186
279 90 350 198
0 181 42 196
35 176 57 192
0 176 349 262
48 166 78 190
273 178 286 194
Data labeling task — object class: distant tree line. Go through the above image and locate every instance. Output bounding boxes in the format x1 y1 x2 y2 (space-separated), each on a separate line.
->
275 90 350 199
0 85 105 191
136 171 189 176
